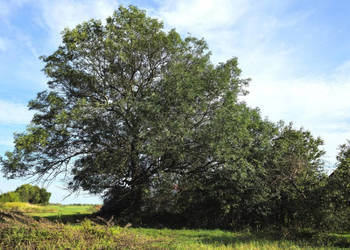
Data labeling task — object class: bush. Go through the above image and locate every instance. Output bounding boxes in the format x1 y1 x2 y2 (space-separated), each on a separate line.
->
0 184 51 204
0 192 20 202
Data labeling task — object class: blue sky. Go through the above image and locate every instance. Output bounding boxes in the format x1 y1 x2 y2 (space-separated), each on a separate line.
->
1 0 350 204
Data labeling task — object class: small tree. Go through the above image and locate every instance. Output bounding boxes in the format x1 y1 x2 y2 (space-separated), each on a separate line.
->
38 187 51 205
266 123 326 228
0 184 51 204
15 184 51 204
322 141 350 230
0 192 20 203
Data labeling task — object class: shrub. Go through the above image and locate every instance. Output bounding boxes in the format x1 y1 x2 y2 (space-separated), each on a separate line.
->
0 184 51 204
0 192 20 202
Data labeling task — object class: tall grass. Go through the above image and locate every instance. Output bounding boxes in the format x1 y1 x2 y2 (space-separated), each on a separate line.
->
0 210 163 249
0 202 57 213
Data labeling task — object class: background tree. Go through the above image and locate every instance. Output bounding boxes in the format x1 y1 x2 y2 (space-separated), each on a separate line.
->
0 192 20 203
0 184 51 204
0 6 249 218
322 141 350 231
170 107 278 229
265 123 326 228
153 122 326 229
15 184 51 204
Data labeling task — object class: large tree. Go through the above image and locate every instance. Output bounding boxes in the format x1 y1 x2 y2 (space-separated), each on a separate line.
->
1 6 250 216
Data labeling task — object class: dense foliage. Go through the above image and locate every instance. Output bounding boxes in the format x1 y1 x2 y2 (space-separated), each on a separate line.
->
320 141 350 231
0 191 20 203
141 122 327 229
0 184 51 204
0 6 349 231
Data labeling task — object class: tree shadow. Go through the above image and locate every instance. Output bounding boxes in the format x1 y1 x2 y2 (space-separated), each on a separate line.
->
196 231 350 249
198 233 277 246
33 213 96 224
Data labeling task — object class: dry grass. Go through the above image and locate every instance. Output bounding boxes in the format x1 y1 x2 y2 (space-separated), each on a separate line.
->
0 210 166 249
0 202 57 214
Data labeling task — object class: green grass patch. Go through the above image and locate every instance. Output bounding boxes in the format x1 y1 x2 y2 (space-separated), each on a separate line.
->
27 204 100 217
0 202 101 224
129 227 346 249
0 202 100 217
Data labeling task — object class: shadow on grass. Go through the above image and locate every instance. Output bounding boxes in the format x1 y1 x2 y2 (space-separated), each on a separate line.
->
33 213 96 224
174 231 279 246
196 231 350 249
199 233 278 246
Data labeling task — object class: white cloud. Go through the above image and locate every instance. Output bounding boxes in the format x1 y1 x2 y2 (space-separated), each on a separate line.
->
159 0 249 32
35 0 119 46
0 139 13 147
0 100 33 125
0 0 31 20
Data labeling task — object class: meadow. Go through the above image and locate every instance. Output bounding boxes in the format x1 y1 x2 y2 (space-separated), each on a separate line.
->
1 202 350 249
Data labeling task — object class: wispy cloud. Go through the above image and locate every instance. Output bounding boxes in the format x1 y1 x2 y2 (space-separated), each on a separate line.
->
0 100 33 125
156 0 310 79
0 139 13 147
34 0 119 46
159 0 249 32
0 0 30 21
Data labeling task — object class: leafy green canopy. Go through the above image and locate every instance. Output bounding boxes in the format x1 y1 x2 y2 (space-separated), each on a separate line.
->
0 6 249 203
327 141 350 206
320 141 350 230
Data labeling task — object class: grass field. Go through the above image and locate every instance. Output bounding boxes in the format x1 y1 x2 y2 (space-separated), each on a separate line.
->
1 202 350 249
0 202 100 216
27 203 101 217
129 228 334 249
